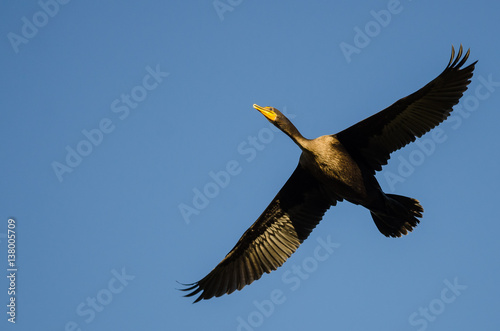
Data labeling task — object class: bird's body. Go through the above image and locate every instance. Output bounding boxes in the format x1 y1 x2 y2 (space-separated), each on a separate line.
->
299 135 373 205
182 46 477 303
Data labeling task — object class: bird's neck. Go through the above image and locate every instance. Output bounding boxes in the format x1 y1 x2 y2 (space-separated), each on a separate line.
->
282 124 310 150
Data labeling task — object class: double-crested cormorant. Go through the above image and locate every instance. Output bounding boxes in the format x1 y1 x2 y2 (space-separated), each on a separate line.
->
182 45 476 303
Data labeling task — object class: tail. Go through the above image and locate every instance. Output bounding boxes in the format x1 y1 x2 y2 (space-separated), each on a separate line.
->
370 194 424 238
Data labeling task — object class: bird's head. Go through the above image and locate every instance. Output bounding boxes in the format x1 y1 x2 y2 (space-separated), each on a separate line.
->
253 104 305 145
253 104 279 122
253 104 290 130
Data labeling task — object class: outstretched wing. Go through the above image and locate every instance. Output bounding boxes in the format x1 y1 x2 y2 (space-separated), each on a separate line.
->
335 45 477 173
181 164 334 303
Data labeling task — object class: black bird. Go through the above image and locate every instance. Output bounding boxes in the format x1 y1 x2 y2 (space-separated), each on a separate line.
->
182 45 476 303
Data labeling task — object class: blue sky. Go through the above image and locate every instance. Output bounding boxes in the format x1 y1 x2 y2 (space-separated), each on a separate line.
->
1 1 499 330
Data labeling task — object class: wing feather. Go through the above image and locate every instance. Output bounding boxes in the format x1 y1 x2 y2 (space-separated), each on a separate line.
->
181 164 333 302
336 45 476 172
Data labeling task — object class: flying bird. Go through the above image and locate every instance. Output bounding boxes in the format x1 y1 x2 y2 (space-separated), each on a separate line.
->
181 45 476 303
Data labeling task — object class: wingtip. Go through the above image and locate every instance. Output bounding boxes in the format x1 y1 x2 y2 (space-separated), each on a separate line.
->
176 280 196 296
448 45 456 67
447 44 474 70
178 280 209 303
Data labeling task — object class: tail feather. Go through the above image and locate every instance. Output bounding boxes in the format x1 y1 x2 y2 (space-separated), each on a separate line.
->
371 194 424 238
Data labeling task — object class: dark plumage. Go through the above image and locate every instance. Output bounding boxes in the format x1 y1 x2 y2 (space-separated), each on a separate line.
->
181 45 476 303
